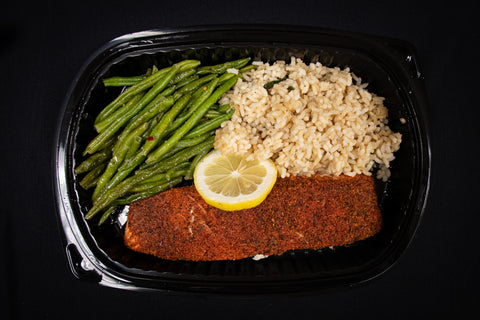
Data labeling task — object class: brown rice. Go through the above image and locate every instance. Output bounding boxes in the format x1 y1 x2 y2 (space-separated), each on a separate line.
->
215 57 402 181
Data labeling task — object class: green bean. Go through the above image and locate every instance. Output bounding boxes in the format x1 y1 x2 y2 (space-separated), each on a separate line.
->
111 137 215 210
138 94 192 155
140 162 191 184
190 70 237 101
175 74 199 88
131 168 189 192
184 107 234 140
147 131 213 165
156 163 188 185
120 177 183 206
75 148 111 174
196 57 251 75
145 77 224 163
99 134 118 151
175 132 213 148
95 59 199 125
124 93 191 166
239 64 257 74
94 93 145 134
121 115 159 165
190 80 218 101
217 71 236 84
113 94 174 152
95 69 168 125
79 163 107 190
175 74 217 96
108 198 130 207
169 68 196 85
132 162 170 179
165 161 191 176
92 122 149 201
217 103 232 113
160 85 176 97
86 172 152 219
102 76 146 87
85 150 192 220
192 72 236 98
143 115 219 167
105 93 192 191
114 92 171 149
163 77 219 138
86 96 143 155
95 65 180 133
84 68 180 155
125 93 172 130
143 144 184 166
231 57 252 69
184 149 209 180
98 205 116 226
143 136 214 171
131 130 212 180
192 70 234 98
141 114 162 140
204 110 223 119
191 63 252 91
125 135 143 160
147 65 158 76
99 168 132 199
100 162 137 200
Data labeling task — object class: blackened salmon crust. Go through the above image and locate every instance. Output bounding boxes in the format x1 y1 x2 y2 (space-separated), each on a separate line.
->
124 174 382 261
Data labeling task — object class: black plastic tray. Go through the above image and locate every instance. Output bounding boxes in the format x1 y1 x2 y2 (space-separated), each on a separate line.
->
53 25 431 295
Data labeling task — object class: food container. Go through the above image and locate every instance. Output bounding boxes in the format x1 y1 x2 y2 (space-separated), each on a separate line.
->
53 25 431 294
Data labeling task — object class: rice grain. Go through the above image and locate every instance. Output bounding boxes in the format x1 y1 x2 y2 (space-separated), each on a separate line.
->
215 57 402 181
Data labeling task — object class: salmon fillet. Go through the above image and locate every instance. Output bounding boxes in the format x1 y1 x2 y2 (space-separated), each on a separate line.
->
124 174 382 261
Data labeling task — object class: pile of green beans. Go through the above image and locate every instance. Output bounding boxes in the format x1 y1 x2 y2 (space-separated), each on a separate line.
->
74 57 254 225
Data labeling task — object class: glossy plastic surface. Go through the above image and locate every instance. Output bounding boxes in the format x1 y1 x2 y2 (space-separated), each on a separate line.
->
53 25 431 294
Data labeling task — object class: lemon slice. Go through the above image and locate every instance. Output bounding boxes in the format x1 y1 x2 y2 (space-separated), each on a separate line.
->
194 150 277 211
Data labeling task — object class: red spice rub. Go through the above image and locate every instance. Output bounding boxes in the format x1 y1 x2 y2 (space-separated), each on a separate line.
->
124 174 382 261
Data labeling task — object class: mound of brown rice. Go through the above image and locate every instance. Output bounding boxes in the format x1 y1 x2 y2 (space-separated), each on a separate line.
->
214 57 402 181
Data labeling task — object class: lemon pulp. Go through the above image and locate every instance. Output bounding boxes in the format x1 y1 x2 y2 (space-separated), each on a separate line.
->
194 150 277 211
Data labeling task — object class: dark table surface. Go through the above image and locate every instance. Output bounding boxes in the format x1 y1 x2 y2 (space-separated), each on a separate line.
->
2 0 479 318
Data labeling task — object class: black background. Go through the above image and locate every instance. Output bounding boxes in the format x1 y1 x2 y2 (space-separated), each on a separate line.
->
2 0 479 318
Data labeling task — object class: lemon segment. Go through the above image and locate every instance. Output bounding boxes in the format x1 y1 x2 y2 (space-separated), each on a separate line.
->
193 150 277 211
